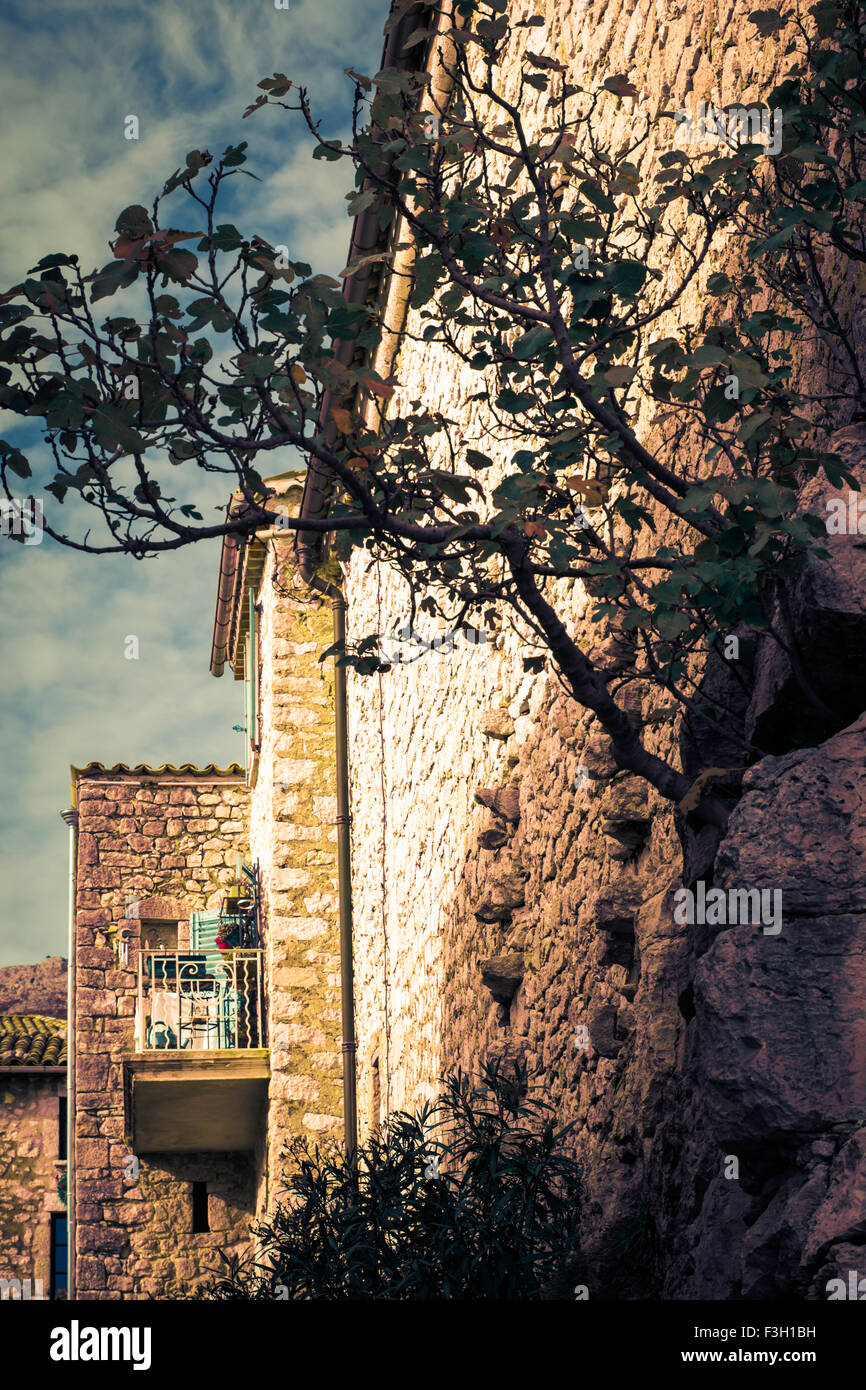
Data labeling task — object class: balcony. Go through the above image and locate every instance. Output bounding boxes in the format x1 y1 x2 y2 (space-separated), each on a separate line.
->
125 949 268 1154
135 949 265 1052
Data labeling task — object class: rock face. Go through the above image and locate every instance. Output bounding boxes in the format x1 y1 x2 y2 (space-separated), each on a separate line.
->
480 953 525 1005
748 425 866 752
0 957 68 1017
474 786 521 823
343 0 866 1302
668 716 866 1298
479 709 515 740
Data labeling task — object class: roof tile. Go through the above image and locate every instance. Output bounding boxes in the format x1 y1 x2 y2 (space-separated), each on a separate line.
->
0 1014 67 1067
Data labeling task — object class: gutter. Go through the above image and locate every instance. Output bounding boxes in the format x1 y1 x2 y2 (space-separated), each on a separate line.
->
210 531 242 678
59 806 77 1297
0 1066 67 1076
294 0 443 586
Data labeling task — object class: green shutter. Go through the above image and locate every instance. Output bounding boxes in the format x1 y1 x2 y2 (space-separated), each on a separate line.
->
190 911 223 952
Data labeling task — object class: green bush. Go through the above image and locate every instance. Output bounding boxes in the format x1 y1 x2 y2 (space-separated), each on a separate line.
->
205 1069 582 1300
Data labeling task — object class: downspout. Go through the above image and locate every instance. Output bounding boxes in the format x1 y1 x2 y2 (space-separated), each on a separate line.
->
331 589 357 1159
60 805 77 1297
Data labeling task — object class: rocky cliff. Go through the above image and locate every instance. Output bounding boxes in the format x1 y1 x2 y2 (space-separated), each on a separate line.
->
0 956 68 1019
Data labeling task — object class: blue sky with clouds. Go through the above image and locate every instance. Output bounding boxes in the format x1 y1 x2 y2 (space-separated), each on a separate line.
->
0 0 388 966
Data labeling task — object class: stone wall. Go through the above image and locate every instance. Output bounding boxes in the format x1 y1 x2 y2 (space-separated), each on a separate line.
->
0 1073 66 1298
248 526 344 1213
72 768 254 1299
348 0 733 1138
345 0 866 1297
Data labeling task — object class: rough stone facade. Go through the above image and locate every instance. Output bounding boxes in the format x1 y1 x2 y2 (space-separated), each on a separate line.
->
343 0 866 1299
0 1020 66 1300
72 767 255 1299
247 519 344 1213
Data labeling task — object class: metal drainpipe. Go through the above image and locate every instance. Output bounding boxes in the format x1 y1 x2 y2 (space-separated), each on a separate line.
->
331 588 358 1160
60 806 77 1296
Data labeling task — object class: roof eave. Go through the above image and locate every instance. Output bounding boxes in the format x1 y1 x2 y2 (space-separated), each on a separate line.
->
295 0 449 582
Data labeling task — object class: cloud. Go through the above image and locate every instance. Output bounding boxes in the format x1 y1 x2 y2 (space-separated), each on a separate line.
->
0 0 389 966
0 0 386 283
256 139 358 271
0 537 241 965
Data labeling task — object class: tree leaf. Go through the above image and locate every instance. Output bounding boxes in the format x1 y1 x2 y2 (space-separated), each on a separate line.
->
90 261 139 301
737 410 771 442
511 326 554 358
222 142 248 167
607 260 646 297
115 205 153 239
156 248 198 284
466 448 493 470
360 374 395 400
427 470 485 504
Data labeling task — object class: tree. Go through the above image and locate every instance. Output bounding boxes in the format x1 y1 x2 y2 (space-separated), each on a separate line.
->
202 1068 584 1300
1 0 863 823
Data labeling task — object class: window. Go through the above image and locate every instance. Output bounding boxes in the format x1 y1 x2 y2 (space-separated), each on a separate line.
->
58 1095 67 1161
50 1214 67 1299
142 921 178 953
191 1181 209 1233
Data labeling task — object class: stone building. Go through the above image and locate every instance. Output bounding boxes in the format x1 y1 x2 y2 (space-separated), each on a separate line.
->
67 514 345 1298
0 1013 68 1299
61 0 865 1300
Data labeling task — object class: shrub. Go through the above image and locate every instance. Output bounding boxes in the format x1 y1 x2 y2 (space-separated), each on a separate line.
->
204 1068 582 1300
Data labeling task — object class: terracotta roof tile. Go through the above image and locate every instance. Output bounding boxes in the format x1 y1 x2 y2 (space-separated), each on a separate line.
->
0 1014 67 1067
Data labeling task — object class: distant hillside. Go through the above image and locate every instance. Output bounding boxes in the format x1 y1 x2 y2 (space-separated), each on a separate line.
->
0 956 67 1017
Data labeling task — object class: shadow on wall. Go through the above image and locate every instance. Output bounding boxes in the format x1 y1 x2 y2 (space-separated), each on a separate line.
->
128 1151 256 1297
437 690 679 1299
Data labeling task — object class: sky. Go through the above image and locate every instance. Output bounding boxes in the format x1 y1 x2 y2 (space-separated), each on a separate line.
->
0 0 388 966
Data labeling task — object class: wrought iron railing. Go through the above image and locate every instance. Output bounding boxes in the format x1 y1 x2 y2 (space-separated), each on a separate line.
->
135 949 265 1052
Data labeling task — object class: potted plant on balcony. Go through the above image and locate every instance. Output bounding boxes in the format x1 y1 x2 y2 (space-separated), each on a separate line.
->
215 919 242 953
